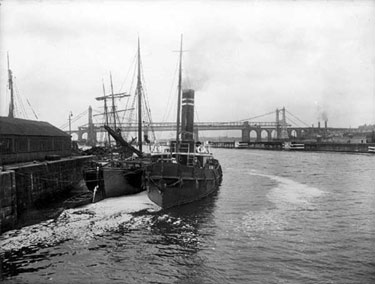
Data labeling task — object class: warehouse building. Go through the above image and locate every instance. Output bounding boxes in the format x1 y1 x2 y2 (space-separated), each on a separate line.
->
0 117 71 165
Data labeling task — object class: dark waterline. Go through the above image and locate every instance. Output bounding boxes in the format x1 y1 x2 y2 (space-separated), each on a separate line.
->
1 149 374 283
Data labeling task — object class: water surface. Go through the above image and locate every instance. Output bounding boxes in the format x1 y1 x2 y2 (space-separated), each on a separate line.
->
1 149 374 283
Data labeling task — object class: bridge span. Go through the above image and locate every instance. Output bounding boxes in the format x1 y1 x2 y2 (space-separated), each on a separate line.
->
66 106 366 146
69 120 358 146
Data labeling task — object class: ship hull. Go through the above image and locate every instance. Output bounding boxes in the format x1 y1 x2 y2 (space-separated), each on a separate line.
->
146 162 222 209
102 167 144 197
83 166 103 192
83 164 144 198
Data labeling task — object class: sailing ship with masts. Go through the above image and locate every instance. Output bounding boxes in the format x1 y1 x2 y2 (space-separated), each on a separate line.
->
145 35 223 209
83 38 155 198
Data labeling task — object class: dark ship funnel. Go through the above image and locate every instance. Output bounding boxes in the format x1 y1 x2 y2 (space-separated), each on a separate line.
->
181 89 195 141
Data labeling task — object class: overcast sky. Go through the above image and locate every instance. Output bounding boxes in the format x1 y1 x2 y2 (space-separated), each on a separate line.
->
1 0 374 133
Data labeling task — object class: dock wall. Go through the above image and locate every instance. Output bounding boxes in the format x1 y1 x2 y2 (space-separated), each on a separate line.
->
303 142 374 152
211 141 375 153
0 170 17 233
1 156 91 233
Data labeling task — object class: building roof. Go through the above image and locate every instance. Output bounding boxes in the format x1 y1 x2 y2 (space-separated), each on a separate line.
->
0 117 69 137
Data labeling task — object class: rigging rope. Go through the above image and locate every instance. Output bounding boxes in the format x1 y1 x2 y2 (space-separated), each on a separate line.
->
286 110 310 127
116 46 158 142
122 54 138 140
120 51 138 125
162 56 179 123
26 99 39 119
14 80 28 118
119 52 137 93
158 57 179 140
239 111 275 122
286 116 301 127
59 109 88 129
140 59 156 141
4 74 38 120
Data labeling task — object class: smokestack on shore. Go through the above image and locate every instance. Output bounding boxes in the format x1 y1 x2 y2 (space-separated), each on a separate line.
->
318 121 321 129
324 120 328 130
181 89 195 141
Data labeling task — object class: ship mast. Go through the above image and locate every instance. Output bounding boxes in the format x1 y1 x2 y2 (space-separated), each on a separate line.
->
7 53 15 118
96 79 128 147
137 37 143 152
102 82 111 145
176 34 183 153
102 82 109 126
109 72 117 131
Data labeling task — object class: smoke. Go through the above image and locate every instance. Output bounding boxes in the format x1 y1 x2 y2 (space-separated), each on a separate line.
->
315 101 328 122
182 25 243 91
320 110 328 121
182 40 212 91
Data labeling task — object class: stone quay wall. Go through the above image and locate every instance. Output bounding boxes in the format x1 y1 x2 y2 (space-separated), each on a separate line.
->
0 170 17 233
1 156 92 233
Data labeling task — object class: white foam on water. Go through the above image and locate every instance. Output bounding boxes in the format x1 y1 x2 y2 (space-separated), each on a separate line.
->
86 191 158 216
238 171 325 239
0 191 160 252
249 171 324 208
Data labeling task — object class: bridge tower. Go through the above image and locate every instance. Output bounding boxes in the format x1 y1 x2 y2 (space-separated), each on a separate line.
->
276 107 289 140
241 121 250 142
280 107 289 139
280 107 289 140
87 106 97 146
276 108 280 139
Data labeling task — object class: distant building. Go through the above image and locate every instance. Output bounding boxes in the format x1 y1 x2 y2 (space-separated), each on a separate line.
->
0 117 71 165
358 124 375 131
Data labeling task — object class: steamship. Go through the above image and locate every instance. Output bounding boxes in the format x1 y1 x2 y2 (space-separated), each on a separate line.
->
145 37 223 209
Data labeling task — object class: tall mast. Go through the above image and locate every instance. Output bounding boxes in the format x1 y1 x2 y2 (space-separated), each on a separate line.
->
96 80 129 147
102 81 111 145
176 34 183 152
7 53 15 118
137 37 143 152
102 82 109 126
110 72 117 131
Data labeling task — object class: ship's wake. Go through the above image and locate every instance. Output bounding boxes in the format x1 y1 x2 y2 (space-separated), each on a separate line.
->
249 170 324 208
239 171 325 239
0 191 160 253
0 192 205 279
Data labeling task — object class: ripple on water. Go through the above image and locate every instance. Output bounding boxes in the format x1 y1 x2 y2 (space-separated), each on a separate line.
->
2 149 375 283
